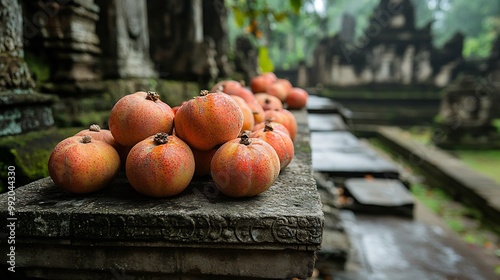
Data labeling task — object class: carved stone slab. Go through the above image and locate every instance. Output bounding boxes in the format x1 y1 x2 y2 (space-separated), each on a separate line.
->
0 111 323 249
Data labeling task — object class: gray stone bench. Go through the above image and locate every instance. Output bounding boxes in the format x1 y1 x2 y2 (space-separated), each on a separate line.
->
0 110 324 280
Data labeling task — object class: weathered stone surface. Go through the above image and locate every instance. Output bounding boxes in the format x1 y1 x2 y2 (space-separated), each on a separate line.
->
147 0 229 87
308 114 347 131
23 0 103 94
0 0 36 93
433 74 499 148
0 0 55 136
336 213 499 280
307 95 352 117
342 178 414 217
344 178 413 207
310 131 399 177
378 126 500 226
96 0 157 79
310 131 360 150
0 110 323 279
0 97 54 136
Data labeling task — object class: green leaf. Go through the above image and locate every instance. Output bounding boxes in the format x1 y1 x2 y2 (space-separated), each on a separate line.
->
273 12 287 22
289 0 302 14
232 7 246 27
258 46 274 73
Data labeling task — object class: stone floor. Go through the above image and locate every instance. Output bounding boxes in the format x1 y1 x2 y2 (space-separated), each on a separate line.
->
307 95 500 280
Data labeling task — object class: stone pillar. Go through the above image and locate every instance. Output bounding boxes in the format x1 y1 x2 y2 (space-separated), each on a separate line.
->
0 0 54 136
148 0 222 87
23 0 102 94
96 0 157 79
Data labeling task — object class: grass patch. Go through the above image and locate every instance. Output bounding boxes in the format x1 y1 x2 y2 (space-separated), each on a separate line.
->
452 150 500 184
403 125 500 184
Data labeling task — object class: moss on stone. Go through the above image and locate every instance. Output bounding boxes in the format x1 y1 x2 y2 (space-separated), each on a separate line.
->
0 127 80 192
52 79 200 127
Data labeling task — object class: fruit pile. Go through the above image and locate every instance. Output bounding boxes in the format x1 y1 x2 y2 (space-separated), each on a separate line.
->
48 73 309 198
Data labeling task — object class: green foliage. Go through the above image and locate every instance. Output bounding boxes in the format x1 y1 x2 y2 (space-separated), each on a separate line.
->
258 46 274 72
420 0 500 58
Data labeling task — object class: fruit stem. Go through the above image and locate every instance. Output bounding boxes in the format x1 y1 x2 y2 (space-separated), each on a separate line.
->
146 91 160 102
154 133 169 145
200 90 209 96
239 132 252 146
264 123 274 132
81 135 92 143
89 124 101 132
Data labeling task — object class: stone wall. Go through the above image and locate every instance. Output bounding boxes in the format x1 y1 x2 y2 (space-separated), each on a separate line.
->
18 0 234 127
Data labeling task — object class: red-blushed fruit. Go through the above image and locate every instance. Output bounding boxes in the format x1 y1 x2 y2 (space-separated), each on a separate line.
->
250 73 276 93
172 101 186 115
255 93 283 111
230 95 255 131
266 79 292 102
75 124 117 148
251 123 294 170
248 100 266 124
213 81 266 124
48 135 120 194
192 147 218 177
108 91 174 147
75 124 128 166
264 110 297 141
281 109 298 141
252 121 290 137
211 80 243 96
286 87 308 109
174 90 244 151
125 133 195 197
211 133 280 197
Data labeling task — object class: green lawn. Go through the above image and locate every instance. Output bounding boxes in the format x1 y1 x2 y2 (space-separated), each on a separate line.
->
452 150 500 184
404 123 500 184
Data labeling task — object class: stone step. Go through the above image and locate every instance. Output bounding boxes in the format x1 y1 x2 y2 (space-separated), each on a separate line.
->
308 113 348 131
341 178 414 217
307 95 352 117
377 126 500 227
310 131 400 178
330 211 499 280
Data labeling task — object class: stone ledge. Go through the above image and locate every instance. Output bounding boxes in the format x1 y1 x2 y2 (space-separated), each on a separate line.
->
377 126 500 225
0 109 323 279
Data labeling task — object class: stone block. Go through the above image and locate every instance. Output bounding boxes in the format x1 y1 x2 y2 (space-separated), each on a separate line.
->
0 110 324 279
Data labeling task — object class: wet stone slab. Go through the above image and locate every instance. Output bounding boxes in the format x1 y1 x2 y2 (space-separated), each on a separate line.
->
308 114 348 131
307 95 352 117
310 131 361 150
343 178 414 217
337 212 499 280
310 132 399 177
0 110 323 279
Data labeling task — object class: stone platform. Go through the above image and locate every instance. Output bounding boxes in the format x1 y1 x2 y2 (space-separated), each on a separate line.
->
0 110 323 280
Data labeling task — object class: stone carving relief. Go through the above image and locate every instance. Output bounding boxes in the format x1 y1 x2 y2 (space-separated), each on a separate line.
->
73 213 323 245
97 0 156 78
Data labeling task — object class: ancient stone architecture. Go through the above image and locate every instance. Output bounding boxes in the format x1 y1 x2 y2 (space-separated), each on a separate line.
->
22 0 103 94
96 0 157 79
432 74 499 148
310 0 463 89
0 0 54 136
147 0 231 87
